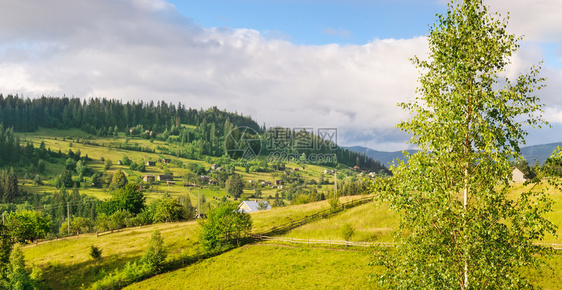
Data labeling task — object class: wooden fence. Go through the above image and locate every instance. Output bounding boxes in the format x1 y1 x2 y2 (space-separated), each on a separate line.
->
259 236 562 251
257 196 374 236
260 235 394 248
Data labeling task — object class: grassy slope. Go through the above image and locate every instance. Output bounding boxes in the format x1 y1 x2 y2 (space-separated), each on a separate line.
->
16 129 562 288
22 187 562 289
279 201 397 242
23 221 200 289
19 128 338 205
22 196 365 289
124 184 562 290
125 245 375 290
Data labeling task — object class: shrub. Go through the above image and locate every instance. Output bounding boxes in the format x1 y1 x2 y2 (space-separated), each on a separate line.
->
141 231 167 273
89 245 102 261
341 223 355 241
199 202 252 251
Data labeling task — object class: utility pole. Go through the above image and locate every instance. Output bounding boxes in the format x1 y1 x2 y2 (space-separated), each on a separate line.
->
334 171 337 197
67 202 70 236
2 211 4 224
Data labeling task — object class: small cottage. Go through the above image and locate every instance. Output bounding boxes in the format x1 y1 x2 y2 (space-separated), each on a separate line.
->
238 200 272 213
162 158 171 164
157 175 174 181
146 161 156 166
511 167 528 183
143 175 155 183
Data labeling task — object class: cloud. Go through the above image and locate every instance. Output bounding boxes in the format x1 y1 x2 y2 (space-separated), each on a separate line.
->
486 0 562 42
0 0 561 151
0 0 429 151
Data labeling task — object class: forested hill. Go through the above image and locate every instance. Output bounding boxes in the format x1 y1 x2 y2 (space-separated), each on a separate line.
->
0 94 261 135
0 94 389 172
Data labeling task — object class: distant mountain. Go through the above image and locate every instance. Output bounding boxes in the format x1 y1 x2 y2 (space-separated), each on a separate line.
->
349 142 562 166
347 146 418 166
520 142 562 164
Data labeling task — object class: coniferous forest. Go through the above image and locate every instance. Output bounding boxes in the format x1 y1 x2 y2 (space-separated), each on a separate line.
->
0 94 388 172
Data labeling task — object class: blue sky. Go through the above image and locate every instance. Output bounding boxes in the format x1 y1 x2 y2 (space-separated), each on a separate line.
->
0 0 561 151
168 0 445 45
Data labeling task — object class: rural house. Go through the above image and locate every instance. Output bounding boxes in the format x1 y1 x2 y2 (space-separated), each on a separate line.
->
157 175 174 181
238 200 272 213
511 167 528 183
162 158 171 163
143 175 155 183
146 161 156 166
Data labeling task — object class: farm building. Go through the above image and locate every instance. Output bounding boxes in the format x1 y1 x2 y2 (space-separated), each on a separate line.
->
146 161 156 166
143 175 155 183
511 167 528 183
157 175 174 181
162 158 171 163
261 181 272 187
238 200 272 213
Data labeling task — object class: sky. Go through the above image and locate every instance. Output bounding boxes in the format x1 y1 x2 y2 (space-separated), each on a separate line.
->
0 0 561 151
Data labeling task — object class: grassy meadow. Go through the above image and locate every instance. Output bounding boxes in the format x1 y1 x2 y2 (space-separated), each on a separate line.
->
12 128 562 289
124 244 376 290
17 128 339 207
22 221 200 289
280 201 397 242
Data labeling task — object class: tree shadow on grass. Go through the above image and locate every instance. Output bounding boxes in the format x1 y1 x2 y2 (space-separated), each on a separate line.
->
40 249 145 289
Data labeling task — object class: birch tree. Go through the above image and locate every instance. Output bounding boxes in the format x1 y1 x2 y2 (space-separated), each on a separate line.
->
375 0 557 288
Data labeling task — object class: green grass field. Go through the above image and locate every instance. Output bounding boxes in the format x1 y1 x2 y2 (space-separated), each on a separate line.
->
22 221 200 289
124 244 376 290
280 201 397 242
14 128 562 289
18 128 340 208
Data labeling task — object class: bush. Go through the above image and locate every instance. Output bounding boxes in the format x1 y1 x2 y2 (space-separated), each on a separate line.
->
89 245 102 261
141 231 167 272
90 261 151 290
341 223 355 241
59 217 95 236
199 202 252 251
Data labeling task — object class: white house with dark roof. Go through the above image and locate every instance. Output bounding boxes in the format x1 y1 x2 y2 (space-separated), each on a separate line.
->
238 200 272 213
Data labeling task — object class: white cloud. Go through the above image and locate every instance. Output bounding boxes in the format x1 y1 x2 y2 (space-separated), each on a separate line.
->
0 0 561 151
487 0 562 42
